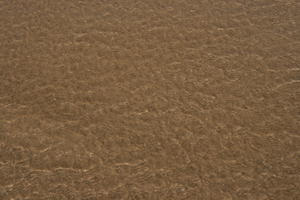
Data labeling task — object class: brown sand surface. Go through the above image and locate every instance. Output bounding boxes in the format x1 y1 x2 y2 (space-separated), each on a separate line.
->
0 0 299 199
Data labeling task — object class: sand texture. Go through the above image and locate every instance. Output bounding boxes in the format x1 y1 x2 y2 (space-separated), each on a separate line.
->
0 0 299 199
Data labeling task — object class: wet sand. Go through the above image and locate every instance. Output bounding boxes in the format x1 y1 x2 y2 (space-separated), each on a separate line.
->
0 0 299 199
